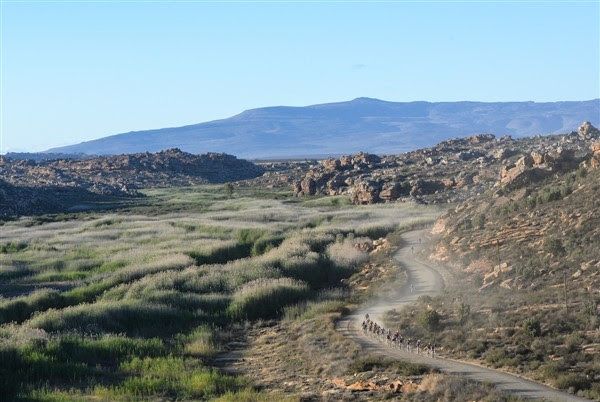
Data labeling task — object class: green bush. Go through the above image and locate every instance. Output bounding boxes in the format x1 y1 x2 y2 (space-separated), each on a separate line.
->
348 356 428 375
95 356 244 399
523 317 542 337
189 241 252 265
227 278 310 320
251 234 284 256
28 300 193 336
419 309 441 332
0 289 67 324
0 241 28 253
554 372 591 392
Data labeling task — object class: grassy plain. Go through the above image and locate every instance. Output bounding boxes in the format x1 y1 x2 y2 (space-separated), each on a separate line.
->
0 185 439 400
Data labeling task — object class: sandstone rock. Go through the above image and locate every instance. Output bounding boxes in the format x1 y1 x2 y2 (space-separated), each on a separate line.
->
516 155 534 169
351 152 381 167
431 218 447 235
578 121 600 140
379 181 408 201
531 151 544 165
410 179 445 196
467 134 495 144
321 158 341 171
292 181 302 195
300 177 317 195
326 174 347 195
350 180 381 204
490 147 515 161
339 155 353 167
457 150 485 161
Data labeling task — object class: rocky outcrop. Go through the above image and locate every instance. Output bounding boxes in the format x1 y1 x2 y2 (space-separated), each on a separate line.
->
0 149 264 198
578 121 600 140
591 142 600 168
0 179 116 218
379 182 410 201
287 122 600 205
350 180 381 204
409 179 446 196
499 146 582 189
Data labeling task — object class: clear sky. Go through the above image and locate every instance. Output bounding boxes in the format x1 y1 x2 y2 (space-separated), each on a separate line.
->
1 1 599 152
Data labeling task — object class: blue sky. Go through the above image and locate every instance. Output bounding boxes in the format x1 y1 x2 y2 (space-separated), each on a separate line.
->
2 1 599 152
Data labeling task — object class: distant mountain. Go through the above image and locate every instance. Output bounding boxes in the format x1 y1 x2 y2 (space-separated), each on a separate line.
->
47 98 600 158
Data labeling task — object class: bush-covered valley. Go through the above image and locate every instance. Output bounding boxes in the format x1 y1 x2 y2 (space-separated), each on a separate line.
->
0 185 444 400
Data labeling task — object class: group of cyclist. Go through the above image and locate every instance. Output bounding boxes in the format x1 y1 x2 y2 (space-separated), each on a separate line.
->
361 314 436 357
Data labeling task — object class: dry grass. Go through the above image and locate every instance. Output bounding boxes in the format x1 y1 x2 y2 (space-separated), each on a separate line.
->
0 185 442 400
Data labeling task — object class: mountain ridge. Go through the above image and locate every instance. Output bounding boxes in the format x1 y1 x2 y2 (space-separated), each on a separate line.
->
47 98 600 158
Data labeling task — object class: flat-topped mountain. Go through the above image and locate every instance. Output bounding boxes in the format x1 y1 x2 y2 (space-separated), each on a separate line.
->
47 98 600 159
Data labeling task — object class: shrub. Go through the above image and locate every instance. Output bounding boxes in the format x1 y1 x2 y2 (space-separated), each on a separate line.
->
419 309 441 332
182 326 218 358
0 241 28 253
523 318 542 337
457 302 471 324
227 278 310 320
544 237 565 256
348 356 429 375
189 241 251 265
251 234 284 256
326 239 368 270
554 372 591 392
96 356 244 399
28 300 192 336
0 289 66 324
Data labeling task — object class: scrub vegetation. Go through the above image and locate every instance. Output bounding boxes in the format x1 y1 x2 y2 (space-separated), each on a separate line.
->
0 184 439 401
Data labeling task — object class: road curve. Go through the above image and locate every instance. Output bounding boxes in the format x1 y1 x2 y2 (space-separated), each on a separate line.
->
337 229 590 402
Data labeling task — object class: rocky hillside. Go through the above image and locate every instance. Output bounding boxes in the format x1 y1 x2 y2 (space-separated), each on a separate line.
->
421 125 600 399
432 140 599 292
0 149 264 218
0 179 118 218
1 148 264 197
289 122 600 205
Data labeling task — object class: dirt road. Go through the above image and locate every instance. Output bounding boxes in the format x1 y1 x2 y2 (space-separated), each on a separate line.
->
338 229 590 402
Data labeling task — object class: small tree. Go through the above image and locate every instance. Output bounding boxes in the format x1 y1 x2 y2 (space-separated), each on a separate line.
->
224 183 234 198
457 302 471 324
419 309 441 332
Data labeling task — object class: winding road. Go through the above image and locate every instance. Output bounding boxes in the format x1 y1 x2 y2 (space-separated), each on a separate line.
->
337 229 590 402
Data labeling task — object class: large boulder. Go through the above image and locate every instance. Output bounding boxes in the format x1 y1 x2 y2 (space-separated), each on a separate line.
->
321 158 341 171
300 177 316 196
409 179 445 196
489 148 515 161
379 181 409 201
350 180 381 204
326 174 347 195
578 121 600 140
500 159 552 189
339 155 353 167
467 134 495 144
351 152 381 168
